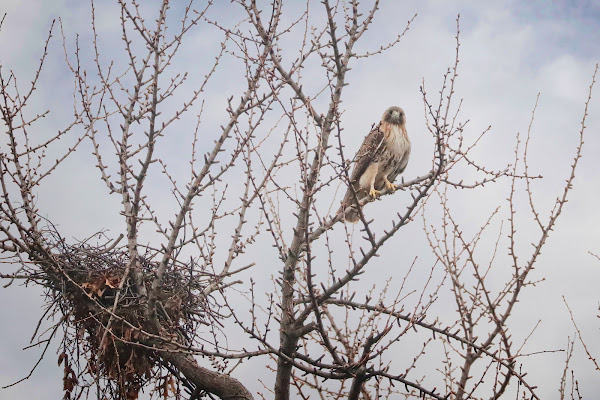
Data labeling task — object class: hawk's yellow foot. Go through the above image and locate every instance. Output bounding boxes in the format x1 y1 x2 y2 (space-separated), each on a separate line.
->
369 187 381 198
384 178 396 191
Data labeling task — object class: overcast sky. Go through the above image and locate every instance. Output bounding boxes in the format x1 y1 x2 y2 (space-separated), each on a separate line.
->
1 1 599 399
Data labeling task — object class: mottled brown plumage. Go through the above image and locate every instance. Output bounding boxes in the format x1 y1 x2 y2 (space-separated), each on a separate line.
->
340 106 411 223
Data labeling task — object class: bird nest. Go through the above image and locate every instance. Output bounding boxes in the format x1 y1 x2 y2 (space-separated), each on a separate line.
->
33 234 212 399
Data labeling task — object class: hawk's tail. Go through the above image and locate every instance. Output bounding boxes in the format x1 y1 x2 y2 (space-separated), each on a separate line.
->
338 189 361 223
343 207 360 223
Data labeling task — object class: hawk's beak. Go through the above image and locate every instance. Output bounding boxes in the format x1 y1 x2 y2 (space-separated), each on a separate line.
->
391 110 400 123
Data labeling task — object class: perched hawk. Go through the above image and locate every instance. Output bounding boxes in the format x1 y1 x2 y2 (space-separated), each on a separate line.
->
340 106 411 223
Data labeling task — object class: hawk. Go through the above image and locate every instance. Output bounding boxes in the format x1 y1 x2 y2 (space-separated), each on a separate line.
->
340 106 411 223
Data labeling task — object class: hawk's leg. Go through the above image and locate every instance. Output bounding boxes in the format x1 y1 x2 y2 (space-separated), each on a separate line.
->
359 163 381 198
384 176 396 191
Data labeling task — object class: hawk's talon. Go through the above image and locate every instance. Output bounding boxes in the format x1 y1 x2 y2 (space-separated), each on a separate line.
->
369 188 381 198
384 180 397 191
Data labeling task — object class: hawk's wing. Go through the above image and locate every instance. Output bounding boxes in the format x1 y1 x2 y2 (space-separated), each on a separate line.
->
339 123 385 223
349 123 385 185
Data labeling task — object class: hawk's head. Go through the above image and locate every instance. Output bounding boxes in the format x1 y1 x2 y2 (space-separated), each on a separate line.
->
382 106 405 126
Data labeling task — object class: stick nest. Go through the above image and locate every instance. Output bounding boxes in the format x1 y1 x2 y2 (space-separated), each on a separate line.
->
32 234 215 399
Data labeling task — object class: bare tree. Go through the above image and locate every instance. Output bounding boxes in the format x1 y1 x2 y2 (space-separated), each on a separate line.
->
0 2 597 400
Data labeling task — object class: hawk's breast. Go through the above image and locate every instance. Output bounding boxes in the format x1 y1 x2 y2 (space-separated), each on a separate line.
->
381 125 410 175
